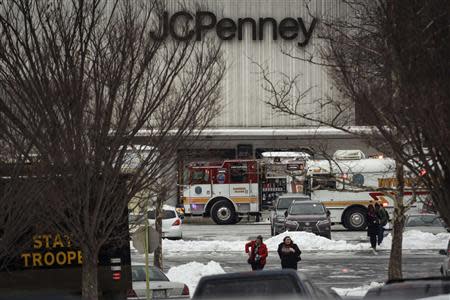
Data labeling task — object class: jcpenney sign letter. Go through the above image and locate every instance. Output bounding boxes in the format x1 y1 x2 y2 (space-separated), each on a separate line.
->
150 11 317 47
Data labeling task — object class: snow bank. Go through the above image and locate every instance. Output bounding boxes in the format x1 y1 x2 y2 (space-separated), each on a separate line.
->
161 231 366 252
166 261 225 293
163 239 244 252
332 282 384 297
264 231 367 251
162 230 450 253
378 230 450 250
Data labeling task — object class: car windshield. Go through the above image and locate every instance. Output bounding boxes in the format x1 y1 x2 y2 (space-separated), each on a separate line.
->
277 198 296 209
148 209 176 219
195 276 303 298
289 203 325 215
277 197 310 209
406 215 443 227
132 265 169 282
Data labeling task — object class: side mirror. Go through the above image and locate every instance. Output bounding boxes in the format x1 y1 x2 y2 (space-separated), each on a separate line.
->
439 249 447 255
284 210 288 218
326 210 331 218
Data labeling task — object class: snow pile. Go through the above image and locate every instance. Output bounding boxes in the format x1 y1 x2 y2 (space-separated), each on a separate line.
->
265 231 367 251
162 230 450 253
163 239 244 252
162 232 366 252
332 282 384 297
166 261 225 293
379 230 450 250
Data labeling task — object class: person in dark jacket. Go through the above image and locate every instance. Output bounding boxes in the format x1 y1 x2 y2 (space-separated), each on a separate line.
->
367 204 380 252
277 236 301 270
245 235 268 271
375 202 389 245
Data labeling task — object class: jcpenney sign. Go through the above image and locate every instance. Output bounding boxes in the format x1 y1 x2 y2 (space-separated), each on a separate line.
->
150 11 317 47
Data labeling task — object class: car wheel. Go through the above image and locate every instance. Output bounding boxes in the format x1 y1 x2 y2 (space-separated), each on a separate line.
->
211 200 236 225
343 207 367 231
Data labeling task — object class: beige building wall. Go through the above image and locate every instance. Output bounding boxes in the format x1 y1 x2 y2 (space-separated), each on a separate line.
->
165 0 350 128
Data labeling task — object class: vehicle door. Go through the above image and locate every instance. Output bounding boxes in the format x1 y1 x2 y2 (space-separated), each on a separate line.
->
210 167 228 198
188 168 212 214
228 162 253 212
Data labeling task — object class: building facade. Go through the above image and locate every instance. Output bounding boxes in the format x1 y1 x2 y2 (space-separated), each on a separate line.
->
157 0 375 156
150 0 377 204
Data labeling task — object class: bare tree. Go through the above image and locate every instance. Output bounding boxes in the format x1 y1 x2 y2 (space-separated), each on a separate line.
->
0 140 44 270
255 0 448 280
0 1 224 299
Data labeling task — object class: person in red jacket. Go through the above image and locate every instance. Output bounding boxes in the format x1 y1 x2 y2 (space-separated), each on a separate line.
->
245 235 268 271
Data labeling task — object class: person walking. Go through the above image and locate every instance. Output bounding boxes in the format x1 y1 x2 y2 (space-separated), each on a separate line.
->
245 235 268 271
367 204 380 253
375 202 389 245
277 236 301 270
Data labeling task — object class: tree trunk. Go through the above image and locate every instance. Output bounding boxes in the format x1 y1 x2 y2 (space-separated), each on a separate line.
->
81 247 99 300
388 159 405 280
388 208 405 280
153 187 166 269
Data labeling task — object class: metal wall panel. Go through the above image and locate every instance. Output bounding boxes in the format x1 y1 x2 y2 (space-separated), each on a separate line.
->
163 0 351 128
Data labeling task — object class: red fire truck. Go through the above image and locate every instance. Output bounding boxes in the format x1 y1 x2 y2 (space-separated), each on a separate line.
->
179 157 305 224
180 160 261 224
180 152 429 228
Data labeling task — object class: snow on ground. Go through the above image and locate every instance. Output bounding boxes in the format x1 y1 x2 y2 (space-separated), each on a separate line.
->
163 239 244 252
378 230 450 250
332 282 384 297
165 261 225 293
264 231 367 251
162 230 450 253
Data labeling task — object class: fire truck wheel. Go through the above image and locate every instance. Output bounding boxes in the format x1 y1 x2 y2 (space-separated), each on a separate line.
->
211 200 236 225
343 206 367 231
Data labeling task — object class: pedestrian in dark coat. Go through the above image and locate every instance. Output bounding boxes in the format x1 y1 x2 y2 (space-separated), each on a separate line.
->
245 235 268 271
375 202 389 245
277 236 301 270
367 204 380 251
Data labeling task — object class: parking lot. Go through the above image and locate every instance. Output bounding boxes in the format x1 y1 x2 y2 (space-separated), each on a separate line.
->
132 223 445 290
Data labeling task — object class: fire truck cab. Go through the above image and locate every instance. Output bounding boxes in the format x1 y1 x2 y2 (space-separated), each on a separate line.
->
181 160 260 224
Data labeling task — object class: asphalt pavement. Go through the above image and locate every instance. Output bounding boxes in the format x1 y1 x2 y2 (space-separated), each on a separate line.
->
132 222 445 291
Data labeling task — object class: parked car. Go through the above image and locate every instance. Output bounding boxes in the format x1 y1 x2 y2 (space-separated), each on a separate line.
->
404 214 448 235
284 200 332 239
192 269 337 299
439 239 450 277
270 193 311 236
148 205 183 239
127 264 189 299
364 277 450 300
